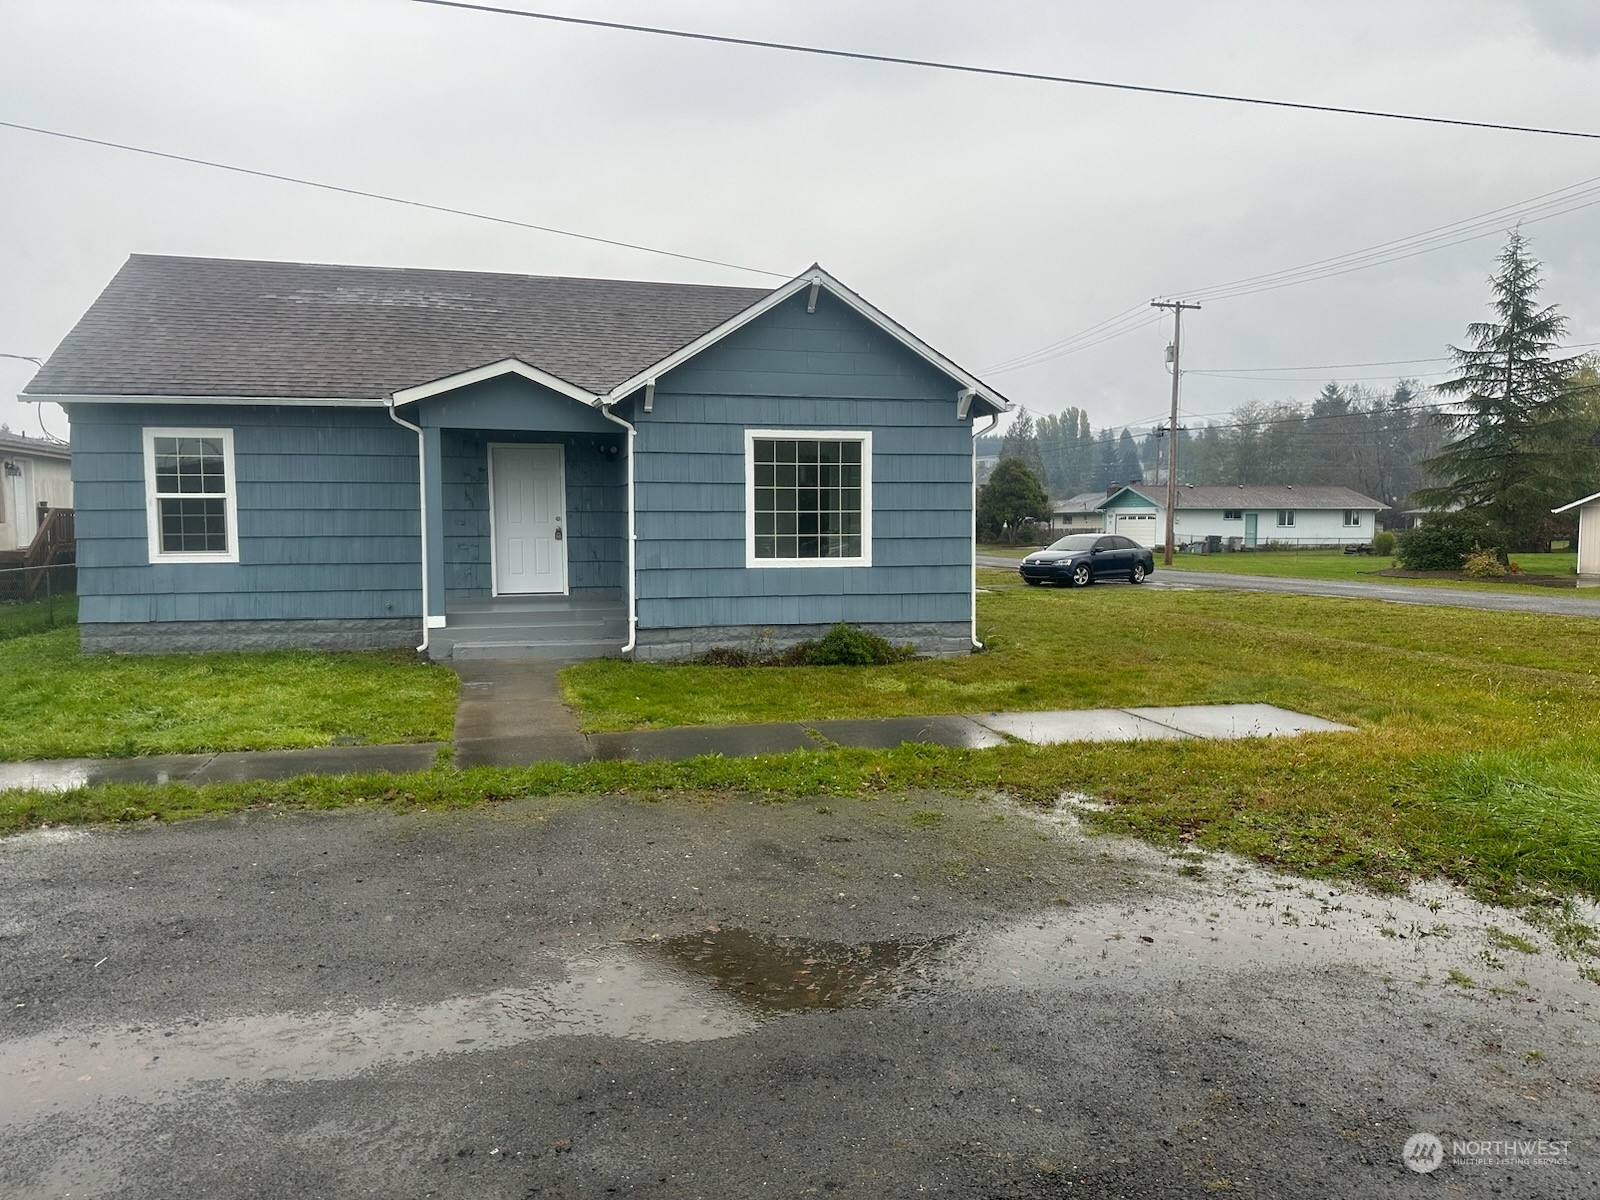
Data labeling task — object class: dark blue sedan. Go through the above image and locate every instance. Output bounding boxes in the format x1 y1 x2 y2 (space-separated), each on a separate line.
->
1019 534 1156 587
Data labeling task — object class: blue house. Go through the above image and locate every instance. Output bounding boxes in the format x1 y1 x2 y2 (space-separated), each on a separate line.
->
23 255 1009 660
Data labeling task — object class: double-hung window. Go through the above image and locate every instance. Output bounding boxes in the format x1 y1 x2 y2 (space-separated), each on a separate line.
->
1277 509 1296 528
143 428 239 563
1343 509 1362 527
746 430 872 567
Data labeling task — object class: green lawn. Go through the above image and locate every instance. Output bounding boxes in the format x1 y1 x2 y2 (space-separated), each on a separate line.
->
7 579 1600 905
1162 547 1578 583
0 627 458 760
0 593 78 641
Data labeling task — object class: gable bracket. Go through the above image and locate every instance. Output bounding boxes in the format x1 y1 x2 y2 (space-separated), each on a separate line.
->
806 277 822 314
957 388 977 421
643 379 656 413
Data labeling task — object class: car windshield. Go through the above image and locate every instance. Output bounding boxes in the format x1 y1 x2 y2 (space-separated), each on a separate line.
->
1046 535 1100 551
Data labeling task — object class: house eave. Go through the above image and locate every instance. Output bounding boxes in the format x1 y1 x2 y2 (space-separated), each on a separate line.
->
20 393 388 408
1553 491 1600 514
391 358 599 407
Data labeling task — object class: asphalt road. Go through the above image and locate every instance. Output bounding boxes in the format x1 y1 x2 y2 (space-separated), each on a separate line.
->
3 797 1596 1198
977 555 1600 616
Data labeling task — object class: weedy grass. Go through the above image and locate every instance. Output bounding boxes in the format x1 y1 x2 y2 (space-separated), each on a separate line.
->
0 593 78 642
6 578 1600 905
0 627 458 759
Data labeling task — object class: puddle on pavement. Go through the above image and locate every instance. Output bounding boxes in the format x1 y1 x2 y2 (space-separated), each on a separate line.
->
639 927 943 1013
1 952 755 1127
1 928 942 1127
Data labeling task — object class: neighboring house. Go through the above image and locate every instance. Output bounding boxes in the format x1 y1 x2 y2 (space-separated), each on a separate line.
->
1552 490 1600 586
1065 484 1386 548
0 432 72 553
1049 491 1110 535
21 254 1009 659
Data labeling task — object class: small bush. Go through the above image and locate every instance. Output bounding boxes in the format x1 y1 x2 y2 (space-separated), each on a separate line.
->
1461 548 1508 578
697 623 916 668
804 622 916 666
1398 511 1502 571
1371 531 1396 556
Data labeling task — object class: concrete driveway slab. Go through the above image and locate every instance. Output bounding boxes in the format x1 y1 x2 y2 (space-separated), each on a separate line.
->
972 708 1193 743
1123 702 1355 739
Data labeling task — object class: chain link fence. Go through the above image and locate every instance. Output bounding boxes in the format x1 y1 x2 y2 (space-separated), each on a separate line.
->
0 563 78 640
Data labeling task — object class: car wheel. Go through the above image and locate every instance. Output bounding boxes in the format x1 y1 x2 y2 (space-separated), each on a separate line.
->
1070 564 1092 588
1130 563 1146 584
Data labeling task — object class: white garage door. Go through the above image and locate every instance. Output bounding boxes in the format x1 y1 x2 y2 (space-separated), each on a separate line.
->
1112 512 1159 547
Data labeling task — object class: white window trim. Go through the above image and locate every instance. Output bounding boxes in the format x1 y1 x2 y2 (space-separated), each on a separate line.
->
1343 509 1363 527
744 429 873 569
1277 509 1296 527
142 427 241 564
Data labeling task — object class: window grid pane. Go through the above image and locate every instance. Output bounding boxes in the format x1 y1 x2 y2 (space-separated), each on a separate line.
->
753 438 865 560
159 497 229 553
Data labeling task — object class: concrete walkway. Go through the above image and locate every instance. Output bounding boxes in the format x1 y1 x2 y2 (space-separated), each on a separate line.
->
0 655 1351 793
976 554 1600 617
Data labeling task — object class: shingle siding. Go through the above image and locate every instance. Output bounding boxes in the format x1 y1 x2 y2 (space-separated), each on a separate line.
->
628 290 974 640
68 403 422 629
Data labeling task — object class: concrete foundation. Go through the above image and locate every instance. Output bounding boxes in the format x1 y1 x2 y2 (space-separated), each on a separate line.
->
631 621 975 662
80 618 422 655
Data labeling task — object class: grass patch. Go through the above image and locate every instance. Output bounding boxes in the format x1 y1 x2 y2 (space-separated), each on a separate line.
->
0 627 458 759
1161 548 1578 589
0 593 78 641
8 578 1600 906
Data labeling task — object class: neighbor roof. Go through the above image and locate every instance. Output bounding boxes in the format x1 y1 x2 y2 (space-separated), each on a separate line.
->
1173 485 1387 511
0 431 70 460
22 255 774 400
1078 484 1387 511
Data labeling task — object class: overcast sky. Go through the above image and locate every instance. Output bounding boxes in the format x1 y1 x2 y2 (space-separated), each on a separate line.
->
2 0 1598 441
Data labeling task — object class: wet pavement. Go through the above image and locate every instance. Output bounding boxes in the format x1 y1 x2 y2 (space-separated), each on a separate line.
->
0 702 1349 792
1 795 1596 1198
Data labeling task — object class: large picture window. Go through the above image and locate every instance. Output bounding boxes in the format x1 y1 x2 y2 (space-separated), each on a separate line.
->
746 430 872 567
143 428 239 563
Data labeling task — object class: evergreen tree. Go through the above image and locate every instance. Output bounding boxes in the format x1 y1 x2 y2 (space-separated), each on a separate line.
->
1116 428 1143 483
1417 232 1598 549
1000 409 1046 480
977 457 1051 541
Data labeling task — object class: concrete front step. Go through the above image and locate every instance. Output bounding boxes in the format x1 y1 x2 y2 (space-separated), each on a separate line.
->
446 590 624 615
448 638 625 661
438 621 627 644
445 608 625 629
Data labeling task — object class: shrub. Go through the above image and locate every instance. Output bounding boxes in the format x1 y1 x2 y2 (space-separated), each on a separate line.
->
1398 511 1502 571
1371 531 1396 556
1461 548 1508 578
697 623 915 668
803 622 916 666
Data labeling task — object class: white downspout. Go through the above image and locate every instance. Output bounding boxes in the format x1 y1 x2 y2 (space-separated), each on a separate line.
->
386 396 431 655
598 398 638 654
971 411 1000 650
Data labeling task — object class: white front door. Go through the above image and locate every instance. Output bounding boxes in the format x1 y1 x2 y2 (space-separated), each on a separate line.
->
490 443 567 595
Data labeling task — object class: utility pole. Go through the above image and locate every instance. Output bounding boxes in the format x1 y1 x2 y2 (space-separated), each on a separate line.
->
1151 299 1200 566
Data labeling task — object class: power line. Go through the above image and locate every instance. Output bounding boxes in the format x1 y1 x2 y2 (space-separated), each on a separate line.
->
0 119 789 280
410 0 1600 141
1187 338 1600 377
978 174 1600 377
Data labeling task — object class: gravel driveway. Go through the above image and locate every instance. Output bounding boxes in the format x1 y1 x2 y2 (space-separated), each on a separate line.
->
3 795 1595 1198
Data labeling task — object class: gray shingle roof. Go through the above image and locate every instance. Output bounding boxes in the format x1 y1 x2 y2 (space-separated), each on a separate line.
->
23 255 775 400
1054 484 1388 512
1175 485 1387 510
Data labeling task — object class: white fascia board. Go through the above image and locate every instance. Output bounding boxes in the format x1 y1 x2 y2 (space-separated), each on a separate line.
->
22 394 385 407
603 268 1013 415
391 359 597 407
1553 490 1600 514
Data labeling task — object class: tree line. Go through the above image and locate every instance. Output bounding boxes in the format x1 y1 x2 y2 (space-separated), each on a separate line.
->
984 232 1599 551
